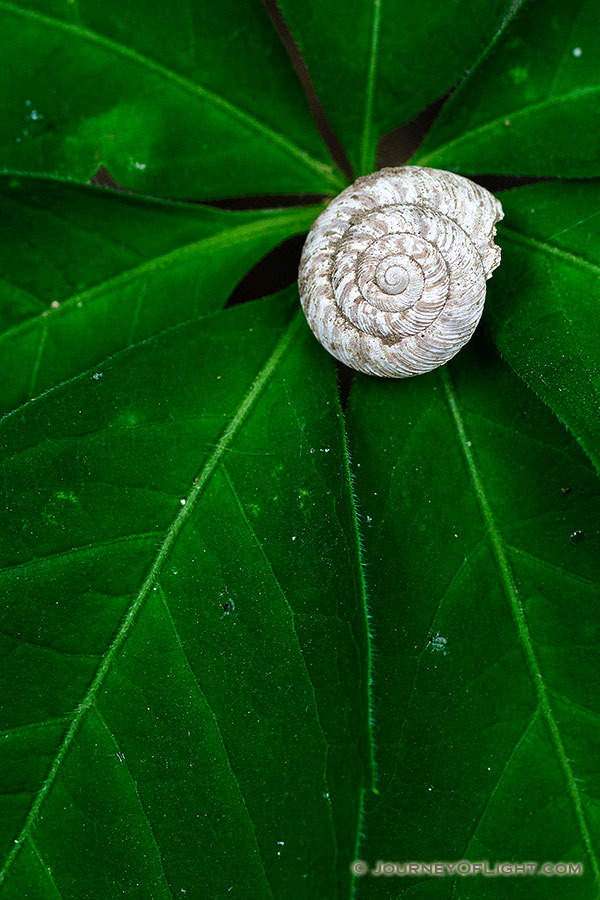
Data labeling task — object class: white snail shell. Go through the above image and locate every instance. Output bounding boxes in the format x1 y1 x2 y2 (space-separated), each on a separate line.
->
298 166 503 377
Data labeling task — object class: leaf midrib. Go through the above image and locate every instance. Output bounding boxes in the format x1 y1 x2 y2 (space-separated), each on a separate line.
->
0 307 303 888
358 0 382 175
0 0 343 188
440 365 600 881
0 206 320 346
493 226 600 473
416 84 600 163
500 225 600 277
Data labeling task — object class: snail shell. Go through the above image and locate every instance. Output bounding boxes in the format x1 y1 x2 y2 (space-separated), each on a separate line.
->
298 166 503 377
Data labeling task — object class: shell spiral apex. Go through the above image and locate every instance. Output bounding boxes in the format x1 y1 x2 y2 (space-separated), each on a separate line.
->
298 166 503 378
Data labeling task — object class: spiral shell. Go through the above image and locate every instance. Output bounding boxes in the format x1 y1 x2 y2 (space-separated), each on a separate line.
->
298 166 503 377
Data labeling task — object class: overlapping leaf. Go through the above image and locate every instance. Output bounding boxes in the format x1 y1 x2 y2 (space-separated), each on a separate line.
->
277 0 515 175
416 0 600 176
0 174 323 414
0 289 372 899
1 0 599 897
0 0 345 197
347 339 600 898
486 181 600 472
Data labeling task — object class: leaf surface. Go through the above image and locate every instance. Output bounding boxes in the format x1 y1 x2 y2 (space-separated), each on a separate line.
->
0 289 372 899
0 0 345 197
486 181 600 472
346 338 600 898
0 175 322 415
277 0 514 175
415 0 600 176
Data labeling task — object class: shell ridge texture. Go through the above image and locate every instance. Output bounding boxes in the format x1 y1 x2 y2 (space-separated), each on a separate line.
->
298 166 503 378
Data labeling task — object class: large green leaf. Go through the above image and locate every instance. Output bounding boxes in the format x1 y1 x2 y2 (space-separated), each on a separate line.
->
0 174 323 415
346 338 600 898
0 289 372 899
277 0 514 175
0 0 345 198
486 181 600 472
415 0 600 176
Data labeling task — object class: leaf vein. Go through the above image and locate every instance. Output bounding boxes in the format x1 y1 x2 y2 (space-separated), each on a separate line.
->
155 584 275 900
501 225 600 277
0 308 302 887
220 460 339 867
0 531 159 578
29 836 64 900
93 706 175 900
0 0 341 187
449 710 540 898
359 0 383 174
417 85 600 165
440 365 600 882
0 209 318 350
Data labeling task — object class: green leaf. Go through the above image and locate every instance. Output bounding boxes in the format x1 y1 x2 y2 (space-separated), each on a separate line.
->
0 174 323 415
486 181 600 473
347 338 600 897
0 0 345 198
277 0 514 175
0 290 372 899
415 0 600 176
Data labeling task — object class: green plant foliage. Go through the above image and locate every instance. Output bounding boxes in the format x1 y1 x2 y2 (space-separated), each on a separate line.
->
416 0 600 176
0 290 371 899
486 181 600 472
0 0 344 197
0 175 323 414
1 0 599 897
277 0 515 174
347 339 600 898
